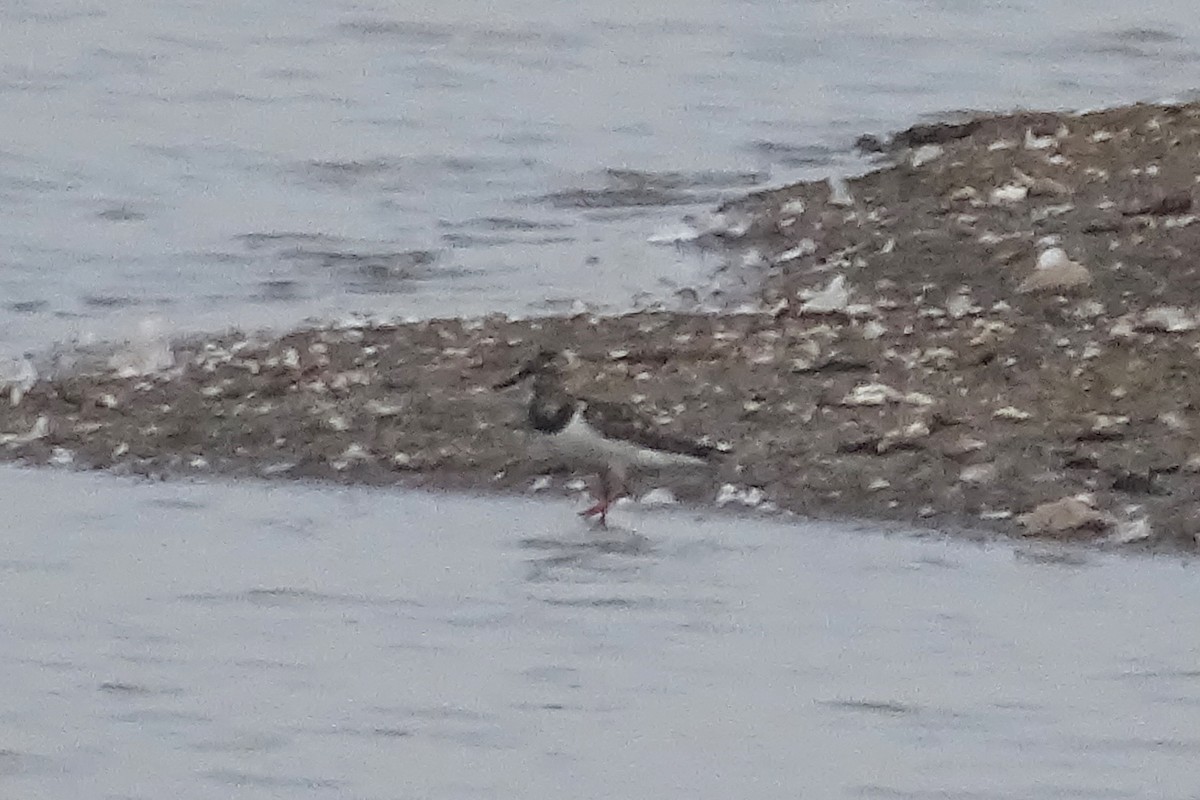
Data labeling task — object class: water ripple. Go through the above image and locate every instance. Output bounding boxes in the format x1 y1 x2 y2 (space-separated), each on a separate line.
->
176 587 420 609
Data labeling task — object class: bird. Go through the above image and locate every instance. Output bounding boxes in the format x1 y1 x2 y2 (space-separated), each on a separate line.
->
495 348 721 526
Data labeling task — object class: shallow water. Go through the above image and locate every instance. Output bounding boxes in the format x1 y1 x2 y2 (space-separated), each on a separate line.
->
6 5 1200 794
3 467 1200 798
4 1 1200 353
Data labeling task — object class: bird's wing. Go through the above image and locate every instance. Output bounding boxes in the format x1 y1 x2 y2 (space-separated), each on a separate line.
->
581 398 717 460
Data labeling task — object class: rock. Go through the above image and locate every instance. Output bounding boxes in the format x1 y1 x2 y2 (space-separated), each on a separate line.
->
0 415 48 445
827 176 855 207
1018 495 1110 536
990 183 1029 204
837 432 883 454
791 353 872 374
800 275 850 315
1061 446 1100 470
861 320 887 340
844 304 880 319
1104 510 1152 546
855 133 886 153
920 346 957 369
1081 215 1122 233
841 383 900 407
1024 126 1064 150
1015 169 1071 197
901 391 936 407
1110 468 1168 496
944 293 974 319
780 198 807 217
716 484 766 507
0 356 37 406
942 434 987 459
878 421 931 454
910 144 944 168
891 119 981 149
993 406 1033 421
1137 306 1198 333
776 238 818 263
1080 414 1129 440
639 487 678 506
109 318 177 378
1158 411 1189 433
787 339 823 372
1108 314 1137 339
1123 190 1192 216
1017 248 1091 294
959 462 996 485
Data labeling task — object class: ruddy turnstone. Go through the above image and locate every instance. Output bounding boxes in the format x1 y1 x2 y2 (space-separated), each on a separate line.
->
495 348 721 526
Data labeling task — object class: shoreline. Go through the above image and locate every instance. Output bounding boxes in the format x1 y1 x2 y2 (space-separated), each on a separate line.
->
6 100 1200 550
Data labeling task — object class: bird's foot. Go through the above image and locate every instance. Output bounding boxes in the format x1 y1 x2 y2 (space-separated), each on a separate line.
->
579 500 609 527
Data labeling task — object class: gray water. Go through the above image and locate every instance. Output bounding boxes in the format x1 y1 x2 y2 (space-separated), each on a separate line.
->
4 0 1200 354
6 4 1200 795
3 467 1200 799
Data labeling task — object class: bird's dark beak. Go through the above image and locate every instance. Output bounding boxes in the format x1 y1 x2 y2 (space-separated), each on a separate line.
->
493 364 532 390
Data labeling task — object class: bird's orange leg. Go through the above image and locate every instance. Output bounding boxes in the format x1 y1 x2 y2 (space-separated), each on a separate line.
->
579 471 610 526
579 469 628 527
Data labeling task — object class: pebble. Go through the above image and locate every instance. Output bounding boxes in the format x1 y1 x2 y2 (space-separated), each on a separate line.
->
1018 495 1110 536
800 275 850 315
990 183 1029 204
1111 511 1152 544
1138 306 1197 333
842 383 900 407
959 463 996 485
993 406 1033 421
716 484 765 507
1017 248 1091 294
639 487 678 506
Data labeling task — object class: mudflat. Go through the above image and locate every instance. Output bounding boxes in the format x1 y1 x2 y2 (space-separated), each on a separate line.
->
5 100 1200 549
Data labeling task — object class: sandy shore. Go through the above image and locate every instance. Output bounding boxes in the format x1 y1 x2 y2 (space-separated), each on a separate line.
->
6 100 1200 549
